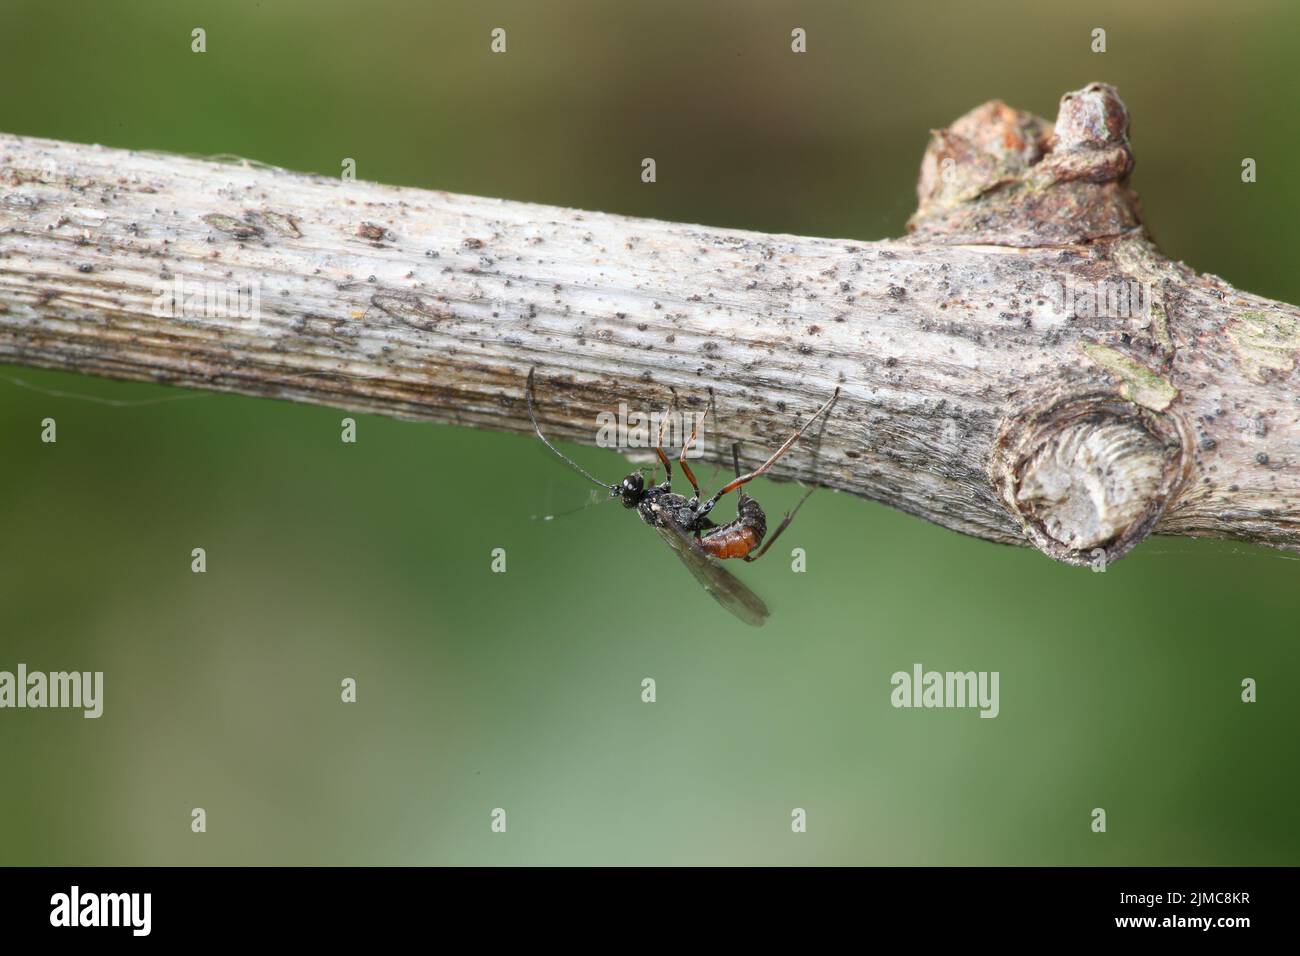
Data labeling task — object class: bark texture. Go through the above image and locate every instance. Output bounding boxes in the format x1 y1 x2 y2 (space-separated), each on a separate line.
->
1 83 1297 566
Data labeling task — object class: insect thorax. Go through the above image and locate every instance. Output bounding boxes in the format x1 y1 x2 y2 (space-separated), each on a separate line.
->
637 489 698 530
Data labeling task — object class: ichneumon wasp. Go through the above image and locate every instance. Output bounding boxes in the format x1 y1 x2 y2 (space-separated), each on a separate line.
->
526 368 839 626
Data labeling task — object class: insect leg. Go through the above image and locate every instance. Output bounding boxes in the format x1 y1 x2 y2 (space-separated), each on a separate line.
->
742 486 815 562
741 392 834 560
677 389 712 500
699 388 839 515
654 396 674 486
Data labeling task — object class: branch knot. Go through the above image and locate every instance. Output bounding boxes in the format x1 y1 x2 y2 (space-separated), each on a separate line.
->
909 83 1142 246
991 393 1191 567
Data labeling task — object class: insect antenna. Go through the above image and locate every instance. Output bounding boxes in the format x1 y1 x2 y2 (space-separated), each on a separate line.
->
532 488 621 522
525 368 616 491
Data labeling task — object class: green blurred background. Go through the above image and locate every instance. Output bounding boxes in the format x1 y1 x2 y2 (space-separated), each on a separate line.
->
1 0 1297 865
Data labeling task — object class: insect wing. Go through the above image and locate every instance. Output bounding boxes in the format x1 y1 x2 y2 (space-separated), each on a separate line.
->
653 522 769 627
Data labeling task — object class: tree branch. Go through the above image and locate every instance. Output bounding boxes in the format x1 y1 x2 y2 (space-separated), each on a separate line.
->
2 82 1297 565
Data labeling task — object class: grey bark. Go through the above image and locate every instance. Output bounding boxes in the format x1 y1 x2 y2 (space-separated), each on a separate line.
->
1 82 1297 566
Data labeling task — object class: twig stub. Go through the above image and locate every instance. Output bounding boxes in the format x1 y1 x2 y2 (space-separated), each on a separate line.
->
992 394 1191 567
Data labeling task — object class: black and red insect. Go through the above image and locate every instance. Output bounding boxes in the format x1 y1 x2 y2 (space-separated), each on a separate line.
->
525 368 838 626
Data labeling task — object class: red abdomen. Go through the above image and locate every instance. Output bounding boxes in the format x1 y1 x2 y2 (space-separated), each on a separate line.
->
698 494 767 560
700 525 760 559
